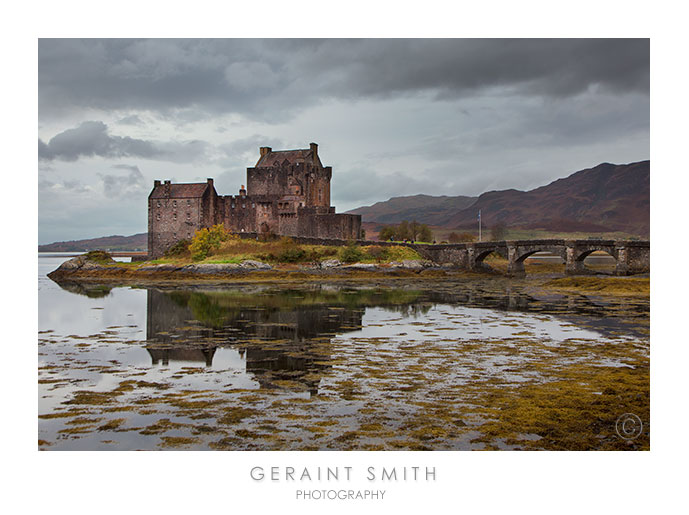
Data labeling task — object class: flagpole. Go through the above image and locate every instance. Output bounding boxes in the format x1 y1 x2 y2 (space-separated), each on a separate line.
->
478 210 481 242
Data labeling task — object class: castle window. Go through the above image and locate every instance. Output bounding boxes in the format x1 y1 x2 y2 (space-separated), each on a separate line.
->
157 201 161 207
156 214 161 221
231 203 235 209
187 212 191 220
187 200 191 206
173 200 177 207
252 203 255 208
242 204 246 208
173 213 177 220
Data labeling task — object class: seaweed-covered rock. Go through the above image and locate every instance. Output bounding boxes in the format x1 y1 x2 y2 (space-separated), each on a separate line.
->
342 263 377 270
137 264 182 272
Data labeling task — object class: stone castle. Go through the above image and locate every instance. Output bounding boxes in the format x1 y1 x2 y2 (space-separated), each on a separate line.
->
147 143 362 258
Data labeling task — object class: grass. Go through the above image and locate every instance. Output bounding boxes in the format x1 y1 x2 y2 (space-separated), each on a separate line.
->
136 239 423 267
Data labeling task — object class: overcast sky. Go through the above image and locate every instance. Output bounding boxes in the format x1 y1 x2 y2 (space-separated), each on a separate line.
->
38 38 649 244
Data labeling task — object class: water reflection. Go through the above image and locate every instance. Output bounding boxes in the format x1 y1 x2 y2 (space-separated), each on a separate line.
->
40 257 649 449
141 288 436 393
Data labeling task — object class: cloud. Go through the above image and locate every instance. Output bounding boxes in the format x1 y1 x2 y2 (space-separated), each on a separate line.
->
38 121 208 162
117 114 144 125
98 164 147 198
39 39 649 122
36 39 650 244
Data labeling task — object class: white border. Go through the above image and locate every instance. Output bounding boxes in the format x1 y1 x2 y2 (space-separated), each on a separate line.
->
4 1 686 513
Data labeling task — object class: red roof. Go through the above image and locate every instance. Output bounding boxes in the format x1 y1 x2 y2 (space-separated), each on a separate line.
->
256 149 316 168
150 183 209 199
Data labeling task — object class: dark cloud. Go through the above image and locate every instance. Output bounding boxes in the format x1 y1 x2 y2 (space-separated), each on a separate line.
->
37 38 650 244
38 39 649 121
38 121 208 162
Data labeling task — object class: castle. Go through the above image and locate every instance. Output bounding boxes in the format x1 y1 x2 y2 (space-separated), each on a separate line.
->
147 143 362 258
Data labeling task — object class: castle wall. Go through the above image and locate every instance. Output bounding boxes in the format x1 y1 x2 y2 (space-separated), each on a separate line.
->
148 195 204 258
220 195 258 233
297 209 362 240
147 145 362 257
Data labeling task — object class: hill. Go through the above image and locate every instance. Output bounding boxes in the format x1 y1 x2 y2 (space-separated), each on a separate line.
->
348 161 649 237
447 161 649 236
346 194 477 225
38 233 148 252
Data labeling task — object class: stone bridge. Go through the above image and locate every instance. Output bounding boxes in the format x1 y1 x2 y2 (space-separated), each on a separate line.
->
234 234 650 277
406 239 650 277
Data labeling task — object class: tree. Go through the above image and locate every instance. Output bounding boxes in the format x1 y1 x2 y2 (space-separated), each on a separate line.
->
448 232 476 243
417 225 433 242
379 226 396 241
490 222 507 241
189 224 231 261
397 221 411 240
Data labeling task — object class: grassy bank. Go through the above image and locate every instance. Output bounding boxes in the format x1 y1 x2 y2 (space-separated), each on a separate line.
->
160 236 423 266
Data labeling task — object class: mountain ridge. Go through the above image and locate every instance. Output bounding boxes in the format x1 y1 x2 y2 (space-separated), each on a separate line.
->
348 160 649 236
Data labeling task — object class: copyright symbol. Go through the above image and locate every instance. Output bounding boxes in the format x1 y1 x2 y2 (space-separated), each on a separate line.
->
615 413 643 440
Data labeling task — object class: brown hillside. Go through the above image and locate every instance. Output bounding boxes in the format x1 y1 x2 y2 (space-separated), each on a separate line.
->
448 161 649 236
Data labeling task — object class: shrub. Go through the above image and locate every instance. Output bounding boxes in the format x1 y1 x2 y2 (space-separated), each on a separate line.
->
277 246 306 263
84 250 114 264
164 239 191 257
339 243 364 263
190 224 231 261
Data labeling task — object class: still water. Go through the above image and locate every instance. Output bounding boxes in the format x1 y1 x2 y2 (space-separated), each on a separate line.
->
38 253 649 450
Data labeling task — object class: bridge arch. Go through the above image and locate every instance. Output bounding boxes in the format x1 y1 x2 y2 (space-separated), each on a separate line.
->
471 244 508 272
573 248 618 274
506 241 567 277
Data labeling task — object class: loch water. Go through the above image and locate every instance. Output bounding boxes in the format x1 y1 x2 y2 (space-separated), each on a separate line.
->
38 253 649 450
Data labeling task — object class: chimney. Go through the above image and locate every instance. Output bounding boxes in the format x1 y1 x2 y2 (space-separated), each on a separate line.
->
154 180 161 187
310 142 318 156
207 178 214 189
163 180 171 197
239 184 246 197
260 146 272 157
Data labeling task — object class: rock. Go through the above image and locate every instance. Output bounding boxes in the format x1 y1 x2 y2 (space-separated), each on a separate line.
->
180 263 240 274
401 259 425 269
320 259 342 269
239 260 272 270
54 255 86 272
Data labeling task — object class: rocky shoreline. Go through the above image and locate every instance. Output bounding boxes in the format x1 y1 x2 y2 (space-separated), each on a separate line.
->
47 253 458 284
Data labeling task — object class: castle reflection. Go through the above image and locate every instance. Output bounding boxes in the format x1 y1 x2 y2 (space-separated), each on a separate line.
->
144 287 421 393
50 277 648 394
